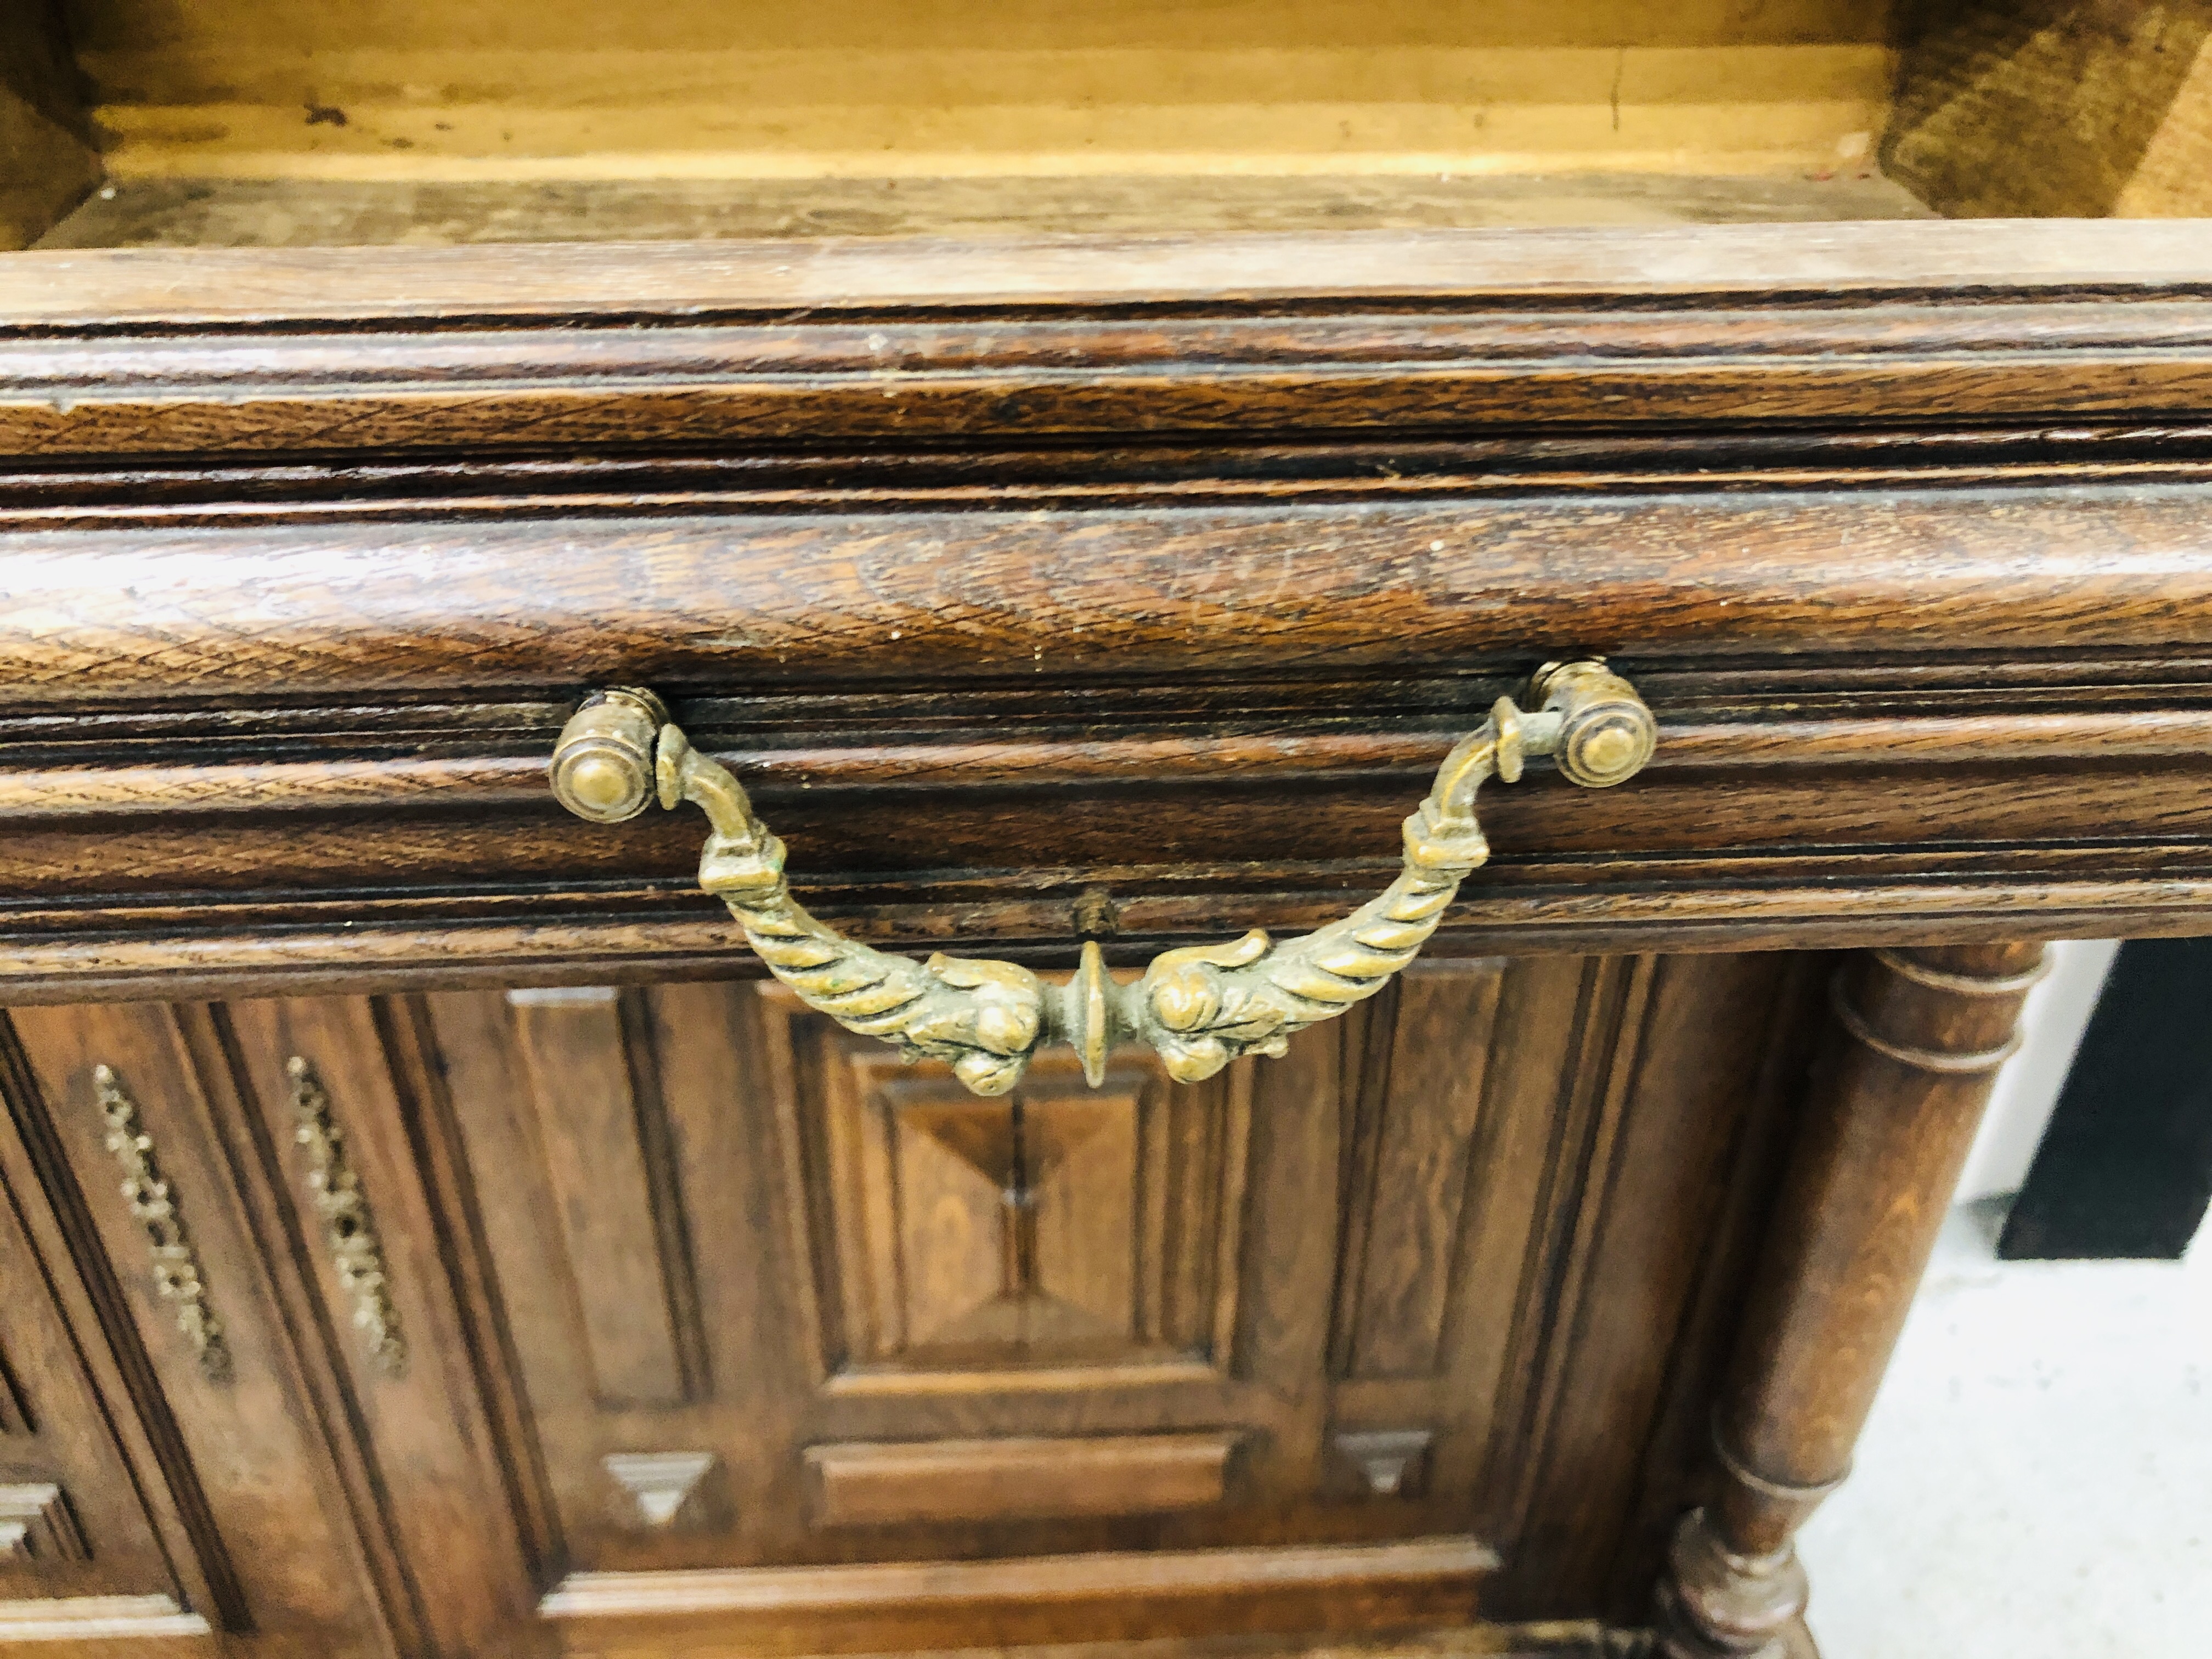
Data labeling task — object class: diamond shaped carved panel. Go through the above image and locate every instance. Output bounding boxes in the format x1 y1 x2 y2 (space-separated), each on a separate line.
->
785 1020 1249 1379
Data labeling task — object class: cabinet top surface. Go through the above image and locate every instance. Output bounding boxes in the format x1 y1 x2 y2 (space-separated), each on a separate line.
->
7 219 2212 328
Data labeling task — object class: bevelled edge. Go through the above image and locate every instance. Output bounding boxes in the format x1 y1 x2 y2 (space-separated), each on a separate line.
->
6 220 2212 329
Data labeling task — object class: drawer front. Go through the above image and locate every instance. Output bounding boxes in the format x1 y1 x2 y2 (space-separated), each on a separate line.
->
8 227 2212 988
5 484 2212 997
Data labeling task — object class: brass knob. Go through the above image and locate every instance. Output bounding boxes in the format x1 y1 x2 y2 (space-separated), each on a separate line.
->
549 689 669 822
1531 660 1658 788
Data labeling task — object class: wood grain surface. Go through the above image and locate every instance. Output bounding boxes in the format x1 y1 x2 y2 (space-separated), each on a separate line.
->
14 493 2212 691
1887 0 2212 217
5 220 2212 985
1658 941 2050 1656
803 1434 1240 1526
58 0 1893 190
12 14 2212 1659
9 221 2212 329
34 174 1937 252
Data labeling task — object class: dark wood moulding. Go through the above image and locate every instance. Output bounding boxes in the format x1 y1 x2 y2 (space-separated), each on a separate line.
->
0 878 2207 1008
7 708 2212 819
5 222 2212 992
11 308 2212 458
2 660 2212 986
7 224 2212 468
10 489 2212 698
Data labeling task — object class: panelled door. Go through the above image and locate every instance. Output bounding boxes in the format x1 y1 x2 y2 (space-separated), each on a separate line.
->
0 1082 208 1645
0 950 1813 1654
422 966 1536 1572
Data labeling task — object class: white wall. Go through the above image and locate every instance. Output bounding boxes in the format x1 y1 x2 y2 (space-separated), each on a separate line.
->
1953 938 2120 1202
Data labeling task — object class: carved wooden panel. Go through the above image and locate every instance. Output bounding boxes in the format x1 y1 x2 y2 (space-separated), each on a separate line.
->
0 1114 184 1608
804 1432 1240 1527
1331 1428 1434 1497
506 986 706 1408
1474 953 1830 1622
222 994 553 1657
0 1483 87 1564
87 1062 230 1384
4 995 562 1654
252 955 1820 1649
426 979 789 1570
0 1009 272 1629
0 947 1831 1657
1331 963 1505 1381
605 1451 720 1531
793 1028 1249 1378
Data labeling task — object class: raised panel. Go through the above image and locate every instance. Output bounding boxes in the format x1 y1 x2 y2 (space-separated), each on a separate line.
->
1500 953 1831 1621
792 1029 1249 1379
804 1432 1239 1527
1476 953 1663 1568
427 979 818 1570
880 1075 1141 1353
505 986 704 1408
223 994 552 1656
1333 963 1506 1380
394 950 1813 1630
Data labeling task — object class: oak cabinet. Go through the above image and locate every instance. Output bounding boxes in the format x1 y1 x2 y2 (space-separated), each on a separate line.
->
2 953 1819 1655
5 2 2212 1655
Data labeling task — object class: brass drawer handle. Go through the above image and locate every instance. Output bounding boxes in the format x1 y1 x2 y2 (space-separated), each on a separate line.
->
550 660 1653 1096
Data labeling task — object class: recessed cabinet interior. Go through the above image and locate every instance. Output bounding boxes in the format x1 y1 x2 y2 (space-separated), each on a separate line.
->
8 0 2212 251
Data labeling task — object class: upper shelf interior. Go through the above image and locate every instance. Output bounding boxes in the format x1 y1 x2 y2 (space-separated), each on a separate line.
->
8 0 2212 249
63 0 1898 183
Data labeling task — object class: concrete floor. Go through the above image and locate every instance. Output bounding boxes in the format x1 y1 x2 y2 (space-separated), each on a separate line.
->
1798 1199 2211 1658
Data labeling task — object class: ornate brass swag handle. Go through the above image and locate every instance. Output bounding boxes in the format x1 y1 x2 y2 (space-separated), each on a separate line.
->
550 661 1655 1097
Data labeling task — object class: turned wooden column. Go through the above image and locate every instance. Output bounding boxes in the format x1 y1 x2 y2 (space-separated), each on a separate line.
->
1658 941 2049 1658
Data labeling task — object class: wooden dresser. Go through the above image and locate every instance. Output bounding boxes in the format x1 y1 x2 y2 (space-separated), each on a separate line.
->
5 3 2211 1656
